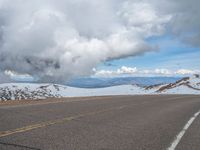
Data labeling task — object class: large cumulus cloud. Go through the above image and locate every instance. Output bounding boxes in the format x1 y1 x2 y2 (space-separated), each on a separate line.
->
0 0 199 82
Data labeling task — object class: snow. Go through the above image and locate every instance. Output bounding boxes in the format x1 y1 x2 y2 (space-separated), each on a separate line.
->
0 83 151 101
0 75 200 101
162 85 200 94
58 85 150 97
156 75 200 94
188 76 200 89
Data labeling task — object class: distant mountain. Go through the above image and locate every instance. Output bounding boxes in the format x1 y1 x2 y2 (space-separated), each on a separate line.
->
66 77 181 88
0 75 199 101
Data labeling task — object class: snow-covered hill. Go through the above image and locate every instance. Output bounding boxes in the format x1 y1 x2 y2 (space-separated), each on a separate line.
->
0 84 65 101
0 83 148 101
153 74 200 94
0 75 199 101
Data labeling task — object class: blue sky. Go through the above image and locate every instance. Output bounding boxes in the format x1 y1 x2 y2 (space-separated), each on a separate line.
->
97 35 200 73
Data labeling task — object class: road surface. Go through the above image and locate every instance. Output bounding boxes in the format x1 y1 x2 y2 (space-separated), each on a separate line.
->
0 95 200 150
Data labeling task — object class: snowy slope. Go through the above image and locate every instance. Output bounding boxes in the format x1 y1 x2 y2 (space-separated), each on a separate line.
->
155 75 200 94
0 83 149 101
0 75 199 101
0 83 65 100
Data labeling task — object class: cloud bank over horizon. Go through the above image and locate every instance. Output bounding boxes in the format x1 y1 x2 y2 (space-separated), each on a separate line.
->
0 0 199 83
94 66 200 77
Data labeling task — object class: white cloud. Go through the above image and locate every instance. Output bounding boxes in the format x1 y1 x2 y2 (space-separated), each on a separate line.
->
118 1 171 37
154 69 171 75
5 70 32 78
94 66 138 77
175 69 200 75
0 0 165 82
117 66 138 74
4 66 200 79
94 66 200 77
0 0 199 82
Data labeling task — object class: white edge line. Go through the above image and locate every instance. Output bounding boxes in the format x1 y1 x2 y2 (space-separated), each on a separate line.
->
167 110 200 150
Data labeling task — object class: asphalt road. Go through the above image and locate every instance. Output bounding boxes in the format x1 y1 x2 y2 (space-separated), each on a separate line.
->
0 95 200 150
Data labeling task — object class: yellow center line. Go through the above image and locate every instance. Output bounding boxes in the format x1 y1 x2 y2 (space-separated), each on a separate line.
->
0 104 128 138
0 96 195 138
